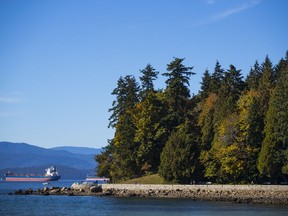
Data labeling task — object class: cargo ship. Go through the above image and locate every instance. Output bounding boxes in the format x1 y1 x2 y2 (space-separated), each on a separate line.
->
4 166 61 182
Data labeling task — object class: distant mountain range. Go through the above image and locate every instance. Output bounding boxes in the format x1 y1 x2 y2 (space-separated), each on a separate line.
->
51 146 102 155
0 142 102 179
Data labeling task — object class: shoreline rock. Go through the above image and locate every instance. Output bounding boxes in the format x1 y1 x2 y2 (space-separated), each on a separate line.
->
13 184 288 206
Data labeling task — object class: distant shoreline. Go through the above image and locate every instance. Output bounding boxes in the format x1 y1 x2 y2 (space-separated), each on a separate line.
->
14 184 288 206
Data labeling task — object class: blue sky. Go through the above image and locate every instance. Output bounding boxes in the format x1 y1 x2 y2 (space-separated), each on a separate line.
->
0 0 287 149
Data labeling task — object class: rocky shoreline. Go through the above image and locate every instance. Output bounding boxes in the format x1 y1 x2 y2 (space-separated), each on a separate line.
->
13 184 288 206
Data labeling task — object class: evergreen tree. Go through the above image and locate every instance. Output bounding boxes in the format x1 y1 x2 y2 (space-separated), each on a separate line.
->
111 110 139 180
258 55 288 182
198 93 217 151
108 76 140 128
222 65 245 102
210 60 224 93
107 75 140 180
204 65 245 181
213 64 245 126
95 141 113 178
257 56 274 116
162 57 195 129
246 60 262 90
274 51 288 82
133 91 168 173
236 90 262 182
159 118 200 184
199 69 211 99
198 93 217 181
139 64 159 98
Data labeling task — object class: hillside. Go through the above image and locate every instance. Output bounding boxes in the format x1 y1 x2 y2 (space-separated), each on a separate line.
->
0 142 100 179
51 146 102 155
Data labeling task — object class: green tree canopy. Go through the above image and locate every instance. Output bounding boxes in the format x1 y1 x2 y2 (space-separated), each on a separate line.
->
159 119 200 184
133 91 168 173
213 64 245 127
258 55 288 182
96 51 288 184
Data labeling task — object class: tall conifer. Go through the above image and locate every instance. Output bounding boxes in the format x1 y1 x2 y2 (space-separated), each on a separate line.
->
258 55 288 182
162 57 195 130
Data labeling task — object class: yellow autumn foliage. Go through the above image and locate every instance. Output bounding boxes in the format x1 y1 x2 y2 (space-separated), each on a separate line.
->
198 93 218 127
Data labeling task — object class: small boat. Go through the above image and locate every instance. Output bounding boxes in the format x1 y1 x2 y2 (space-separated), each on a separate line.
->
71 181 98 190
42 182 51 185
4 166 61 182
85 174 110 184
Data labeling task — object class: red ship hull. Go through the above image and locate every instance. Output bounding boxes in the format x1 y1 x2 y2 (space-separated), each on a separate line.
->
5 176 60 182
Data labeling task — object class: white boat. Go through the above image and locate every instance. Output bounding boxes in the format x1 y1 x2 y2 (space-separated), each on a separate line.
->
71 181 98 190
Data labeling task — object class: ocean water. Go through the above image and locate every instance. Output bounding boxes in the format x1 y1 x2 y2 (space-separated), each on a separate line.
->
0 181 288 216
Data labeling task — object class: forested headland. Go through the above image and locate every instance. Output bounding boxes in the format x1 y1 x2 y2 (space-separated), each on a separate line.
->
95 51 288 184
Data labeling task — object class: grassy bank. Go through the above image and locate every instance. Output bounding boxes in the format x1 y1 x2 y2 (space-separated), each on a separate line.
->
119 174 165 184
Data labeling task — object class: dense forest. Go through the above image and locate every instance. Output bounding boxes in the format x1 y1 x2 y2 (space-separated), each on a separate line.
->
96 51 288 184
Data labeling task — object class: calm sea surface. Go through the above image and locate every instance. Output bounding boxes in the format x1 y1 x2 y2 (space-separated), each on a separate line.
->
0 180 288 216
